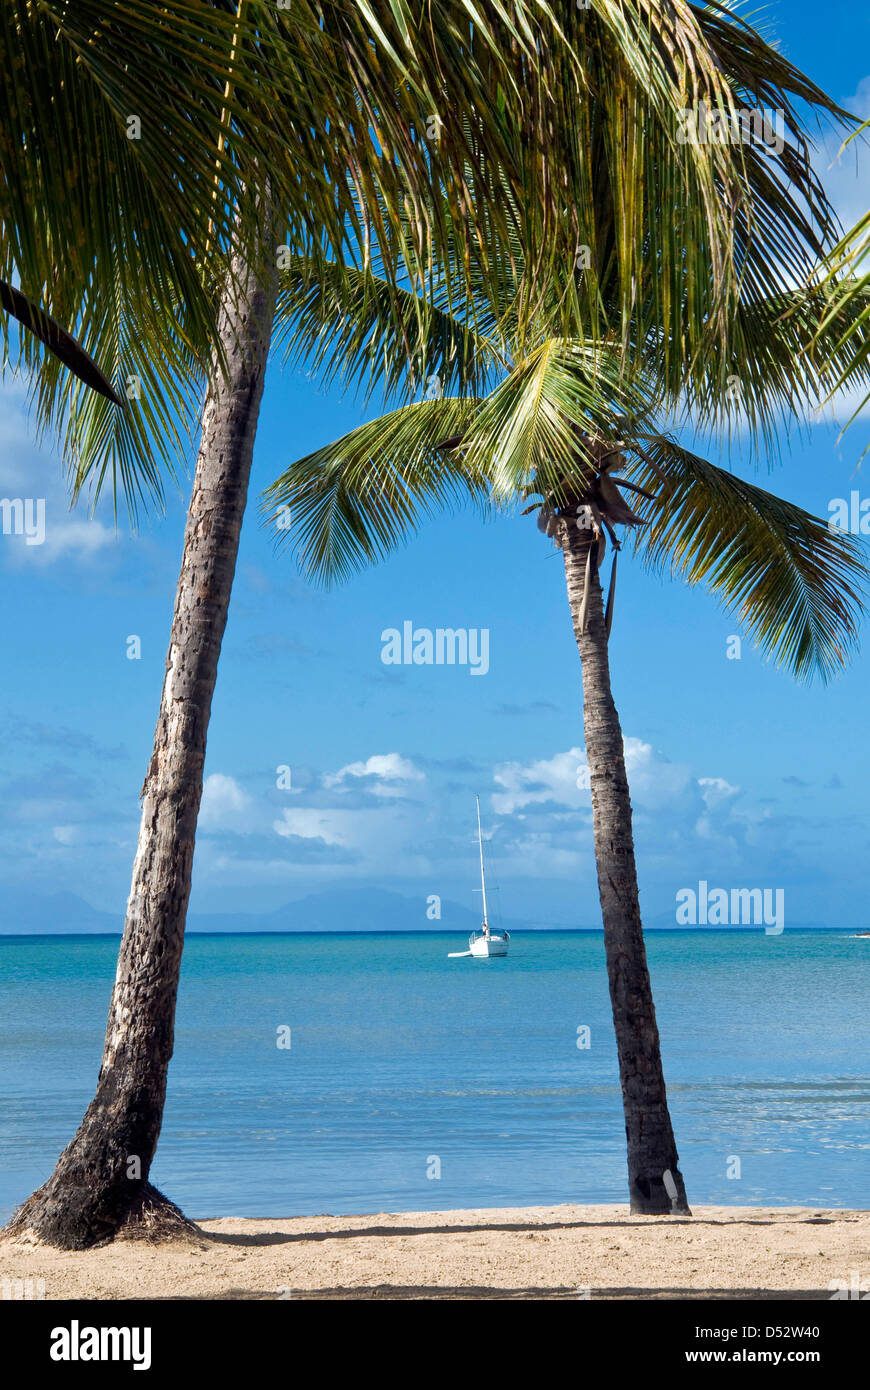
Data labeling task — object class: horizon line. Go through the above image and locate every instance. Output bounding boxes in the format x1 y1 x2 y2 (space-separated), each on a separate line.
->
0 925 857 940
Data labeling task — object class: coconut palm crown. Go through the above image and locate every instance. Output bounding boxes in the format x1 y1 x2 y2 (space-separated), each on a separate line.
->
265 242 870 682
2 1 861 519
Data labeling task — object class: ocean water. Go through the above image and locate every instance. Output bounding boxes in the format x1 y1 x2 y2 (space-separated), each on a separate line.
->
1 930 868 1221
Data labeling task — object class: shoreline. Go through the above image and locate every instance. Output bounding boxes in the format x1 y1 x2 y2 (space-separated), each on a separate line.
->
3 1204 867 1300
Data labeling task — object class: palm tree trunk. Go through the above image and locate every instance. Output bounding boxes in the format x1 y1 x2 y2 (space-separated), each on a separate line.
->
561 519 690 1215
4 236 279 1250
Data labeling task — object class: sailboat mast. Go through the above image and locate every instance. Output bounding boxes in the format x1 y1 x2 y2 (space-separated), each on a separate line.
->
476 795 489 931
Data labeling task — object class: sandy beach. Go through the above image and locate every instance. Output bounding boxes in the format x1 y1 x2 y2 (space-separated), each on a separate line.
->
2 1205 867 1300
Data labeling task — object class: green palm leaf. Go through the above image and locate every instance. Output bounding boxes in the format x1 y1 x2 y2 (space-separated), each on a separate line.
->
274 253 505 405
5 1 860 522
455 339 656 498
625 435 867 682
811 114 870 429
677 283 870 450
263 398 486 584
0 279 122 405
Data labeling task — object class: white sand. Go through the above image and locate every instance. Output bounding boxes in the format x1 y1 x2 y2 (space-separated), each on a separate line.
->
2 1204 867 1300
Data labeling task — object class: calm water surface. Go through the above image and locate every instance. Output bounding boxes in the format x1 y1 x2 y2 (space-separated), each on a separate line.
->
1 930 867 1219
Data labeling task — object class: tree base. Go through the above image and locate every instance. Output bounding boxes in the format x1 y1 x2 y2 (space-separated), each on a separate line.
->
629 1170 692 1216
2 1180 202 1251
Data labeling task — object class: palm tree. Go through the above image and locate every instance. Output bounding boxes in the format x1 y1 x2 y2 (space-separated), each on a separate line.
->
262 233 869 1213
4 0 781 1251
812 119 870 427
5 2 860 1246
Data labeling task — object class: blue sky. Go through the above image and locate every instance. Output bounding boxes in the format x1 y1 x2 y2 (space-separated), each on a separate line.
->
1 0 869 931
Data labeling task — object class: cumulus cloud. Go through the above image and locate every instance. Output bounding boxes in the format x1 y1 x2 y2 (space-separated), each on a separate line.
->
27 516 116 563
273 807 356 845
484 741 761 893
199 773 253 830
492 740 691 815
324 752 425 798
694 776 743 845
149 728 852 923
623 738 693 808
0 380 120 566
698 776 741 809
264 752 442 881
492 747 586 814
266 796 433 884
817 76 870 232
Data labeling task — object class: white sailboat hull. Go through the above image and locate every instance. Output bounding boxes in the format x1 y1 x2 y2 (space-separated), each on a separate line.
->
468 933 509 958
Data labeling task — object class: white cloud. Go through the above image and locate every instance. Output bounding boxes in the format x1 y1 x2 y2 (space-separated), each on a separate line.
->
487 741 754 881
698 776 741 809
179 731 810 913
694 777 742 844
270 799 434 882
623 738 693 808
818 77 870 232
492 747 586 814
0 379 120 566
24 516 116 563
199 774 253 830
492 740 691 815
502 829 593 878
273 807 355 845
323 752 425 797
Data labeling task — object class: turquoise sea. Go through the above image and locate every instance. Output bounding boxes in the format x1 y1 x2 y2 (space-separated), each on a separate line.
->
1 930 867 1221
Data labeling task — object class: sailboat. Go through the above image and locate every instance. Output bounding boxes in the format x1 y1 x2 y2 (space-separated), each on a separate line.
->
448 797 510 958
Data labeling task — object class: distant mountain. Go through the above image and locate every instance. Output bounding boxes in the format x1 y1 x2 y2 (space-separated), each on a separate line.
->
0 887 118 934
0 885 537 935
0 885 840 935
188 887 521 934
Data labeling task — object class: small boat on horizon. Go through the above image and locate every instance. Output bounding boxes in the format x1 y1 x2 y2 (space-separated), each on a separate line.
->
448 797 510 959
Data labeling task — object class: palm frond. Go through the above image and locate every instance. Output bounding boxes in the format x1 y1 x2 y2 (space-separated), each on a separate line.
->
677 282 870 448
262 398 486 585
625 434 867 681
456 340 656 499
274 253 505 405
27 265 205 519
0 280 122 405
810 114 870 428
4 0 857 517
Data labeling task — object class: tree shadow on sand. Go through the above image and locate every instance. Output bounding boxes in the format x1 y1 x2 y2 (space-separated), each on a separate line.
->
203 1214 838 1248
188 1284 838 1301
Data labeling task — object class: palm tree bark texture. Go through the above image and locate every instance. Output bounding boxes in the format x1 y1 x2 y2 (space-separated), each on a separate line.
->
560 514 690 1216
